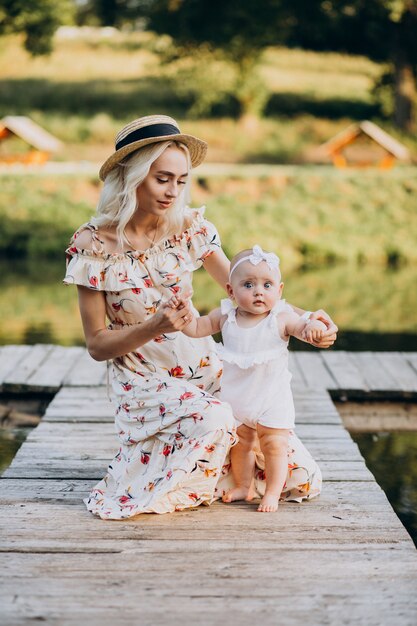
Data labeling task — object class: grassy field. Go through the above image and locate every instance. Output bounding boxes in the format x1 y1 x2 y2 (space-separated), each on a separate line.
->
1 31 416 163
0 169 415 268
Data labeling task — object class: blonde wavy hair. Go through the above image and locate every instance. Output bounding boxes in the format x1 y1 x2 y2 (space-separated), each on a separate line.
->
91 141 192 248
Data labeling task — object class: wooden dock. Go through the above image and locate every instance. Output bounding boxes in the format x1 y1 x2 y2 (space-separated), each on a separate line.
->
0 345 416 626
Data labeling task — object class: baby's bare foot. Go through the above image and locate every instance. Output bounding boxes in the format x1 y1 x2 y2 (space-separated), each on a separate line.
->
222 486 255 503
257 493 279 512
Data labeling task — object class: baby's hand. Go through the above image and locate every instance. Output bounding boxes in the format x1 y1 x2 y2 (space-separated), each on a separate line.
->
302 319 327 344
165 294 194 325
166 292 192 310
166 294 182 310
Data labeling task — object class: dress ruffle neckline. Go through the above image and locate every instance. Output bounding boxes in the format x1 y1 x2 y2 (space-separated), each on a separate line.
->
63 207 218 292
65 206 209 261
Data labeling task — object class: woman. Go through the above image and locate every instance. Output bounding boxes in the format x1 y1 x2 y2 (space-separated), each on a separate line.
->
64 115 337 519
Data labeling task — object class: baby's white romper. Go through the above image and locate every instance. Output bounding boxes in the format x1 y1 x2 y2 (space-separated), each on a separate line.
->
217 298 295 430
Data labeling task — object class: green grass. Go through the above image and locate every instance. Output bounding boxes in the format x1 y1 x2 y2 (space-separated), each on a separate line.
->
192 168 417 269
0 168 416 268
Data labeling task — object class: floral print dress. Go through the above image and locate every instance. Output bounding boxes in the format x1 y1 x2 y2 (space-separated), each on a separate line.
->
64 208 321 519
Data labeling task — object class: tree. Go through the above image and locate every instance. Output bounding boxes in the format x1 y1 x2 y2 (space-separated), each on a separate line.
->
142 0 297 123
140 0 417 130
0 0 74 55
75 0 144 28
282 1 417 132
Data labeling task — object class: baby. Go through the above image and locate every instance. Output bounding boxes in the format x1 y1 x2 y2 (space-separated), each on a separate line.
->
169 245 326 512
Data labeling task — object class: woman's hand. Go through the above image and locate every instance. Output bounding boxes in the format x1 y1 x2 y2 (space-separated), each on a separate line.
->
308 309 338 348
151 298 193 334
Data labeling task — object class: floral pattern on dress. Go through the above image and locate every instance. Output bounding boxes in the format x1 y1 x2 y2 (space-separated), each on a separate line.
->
64 207 321 518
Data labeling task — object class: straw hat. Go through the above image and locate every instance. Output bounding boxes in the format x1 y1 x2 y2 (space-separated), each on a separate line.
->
99 114 208 181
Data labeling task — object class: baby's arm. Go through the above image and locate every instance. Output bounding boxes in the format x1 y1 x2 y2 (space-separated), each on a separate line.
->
184 308 222 338
281 311 327 344
167 295 222 338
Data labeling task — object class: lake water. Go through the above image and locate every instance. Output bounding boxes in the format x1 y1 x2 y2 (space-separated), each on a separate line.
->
352 432 417 546
0 259 416 348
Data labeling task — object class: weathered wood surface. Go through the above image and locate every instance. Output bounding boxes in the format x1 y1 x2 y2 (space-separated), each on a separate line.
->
1 380 416 625
0 344 106 393
3 346 417 398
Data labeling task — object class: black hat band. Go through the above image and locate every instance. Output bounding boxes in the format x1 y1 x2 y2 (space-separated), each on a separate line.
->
116 123 180 151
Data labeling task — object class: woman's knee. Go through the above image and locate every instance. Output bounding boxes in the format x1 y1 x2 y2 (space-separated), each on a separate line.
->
201 400 235 432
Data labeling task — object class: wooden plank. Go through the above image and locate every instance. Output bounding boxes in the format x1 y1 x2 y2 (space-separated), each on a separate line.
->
3 445 373 481
45 386 343 424
2 462 371 483
320 350 367 391
0 344 32 387
372 352 417 393
44 403 342 425
3 439 361 466
63 349 107 386
51 385 109 400
2 344 54 392
25 346 85 392
0 594 415 626
293 390 343 425
1 441 361 468
0 479 389 506
0 587 415 626
0 525 413 554
0 500 410 540
43 403 114 421
15 419 352 443
294 352 339 389
348 352 401 392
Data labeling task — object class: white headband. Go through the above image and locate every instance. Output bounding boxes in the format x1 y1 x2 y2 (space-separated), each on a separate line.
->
229 245 280 279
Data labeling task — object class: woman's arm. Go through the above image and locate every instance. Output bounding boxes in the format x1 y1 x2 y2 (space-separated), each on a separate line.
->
202 248 230 291
286 304 338 348
77 286 192 361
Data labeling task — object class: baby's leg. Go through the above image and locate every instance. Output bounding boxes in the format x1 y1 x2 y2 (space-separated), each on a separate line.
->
257 425 290 512
222 424 257 503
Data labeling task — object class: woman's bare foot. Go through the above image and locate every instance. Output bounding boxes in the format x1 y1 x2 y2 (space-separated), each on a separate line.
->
257 493 279 512
222 485 256 503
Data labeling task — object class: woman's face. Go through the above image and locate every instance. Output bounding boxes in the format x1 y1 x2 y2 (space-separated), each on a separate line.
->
136 146 189 218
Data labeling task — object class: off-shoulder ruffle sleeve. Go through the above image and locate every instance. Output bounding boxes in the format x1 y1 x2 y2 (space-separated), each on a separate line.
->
64 252 153 291
184 207 222 270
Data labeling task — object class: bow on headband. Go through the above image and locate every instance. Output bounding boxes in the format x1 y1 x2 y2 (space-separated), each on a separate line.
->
248 245 280 270
229 245 280 279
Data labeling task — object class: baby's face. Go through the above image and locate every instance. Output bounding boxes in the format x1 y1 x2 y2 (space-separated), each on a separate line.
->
228 260 283 315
